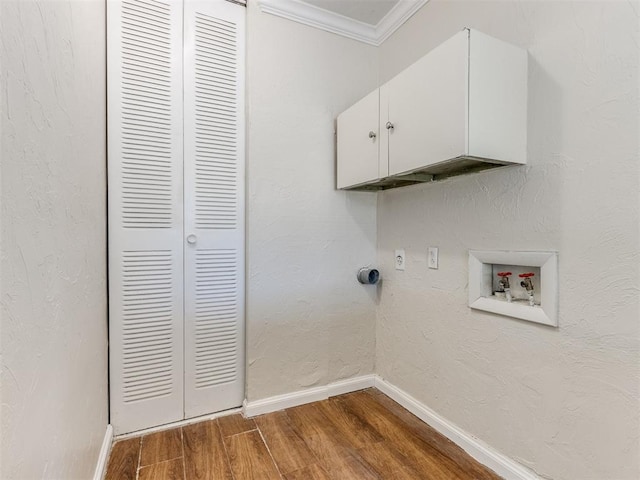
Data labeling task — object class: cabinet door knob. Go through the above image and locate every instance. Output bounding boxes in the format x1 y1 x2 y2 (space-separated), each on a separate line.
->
187 234 197 245
385 121 394 130
368 131 376 139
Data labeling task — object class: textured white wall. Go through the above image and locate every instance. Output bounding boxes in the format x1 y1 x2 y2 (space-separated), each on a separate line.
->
376 1 639 479
0 1 108 478
246 2 379 401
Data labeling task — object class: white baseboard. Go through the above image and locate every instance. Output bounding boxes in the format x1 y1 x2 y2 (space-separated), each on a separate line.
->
327 374 376 397
244 385 327 418
93 424 113 480
374 376 539 480
243 374 376 418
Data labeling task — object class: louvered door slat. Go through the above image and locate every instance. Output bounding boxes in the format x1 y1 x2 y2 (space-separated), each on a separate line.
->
108 0 184 435
183 0 245 418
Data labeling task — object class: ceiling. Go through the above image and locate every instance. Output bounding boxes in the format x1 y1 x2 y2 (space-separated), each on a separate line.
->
301 0 400 26
257 0 428 46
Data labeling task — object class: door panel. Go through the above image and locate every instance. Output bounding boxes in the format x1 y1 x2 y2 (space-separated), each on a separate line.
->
388 30 468 175
379 83 390 179
108 0 185 435
336 89 380 188
183 0 246 418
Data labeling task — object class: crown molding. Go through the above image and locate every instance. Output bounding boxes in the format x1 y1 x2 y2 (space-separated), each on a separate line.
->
376 0 429 44
257 0 429 46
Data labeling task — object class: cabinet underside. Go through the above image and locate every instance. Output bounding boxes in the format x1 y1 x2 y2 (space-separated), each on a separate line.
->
341 156 515 191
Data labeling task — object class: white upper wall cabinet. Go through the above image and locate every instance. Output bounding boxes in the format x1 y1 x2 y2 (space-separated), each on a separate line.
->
337 28 528 191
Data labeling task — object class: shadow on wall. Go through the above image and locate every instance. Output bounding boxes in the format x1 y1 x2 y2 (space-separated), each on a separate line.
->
461 54 565 247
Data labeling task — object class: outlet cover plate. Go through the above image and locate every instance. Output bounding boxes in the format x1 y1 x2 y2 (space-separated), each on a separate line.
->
395 249 405 271
428 247 438 269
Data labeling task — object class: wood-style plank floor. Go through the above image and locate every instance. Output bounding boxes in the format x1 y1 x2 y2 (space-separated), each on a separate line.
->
105 388 501 480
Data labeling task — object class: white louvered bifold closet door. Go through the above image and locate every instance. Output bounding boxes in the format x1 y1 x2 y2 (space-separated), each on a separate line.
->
109 0 244 434
183 0 245 418
108 0 185 434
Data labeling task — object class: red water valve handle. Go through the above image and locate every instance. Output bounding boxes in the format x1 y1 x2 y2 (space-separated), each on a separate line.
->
519 273 534 278
497 272 512 277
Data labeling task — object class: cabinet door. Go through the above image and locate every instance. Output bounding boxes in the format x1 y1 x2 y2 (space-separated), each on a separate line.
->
183 0 245 418
108 0 185 435
387 30 468 176
336 90 379 188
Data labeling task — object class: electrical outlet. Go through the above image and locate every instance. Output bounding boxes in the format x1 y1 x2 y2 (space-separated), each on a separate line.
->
395 249 405 271
428 246 439 269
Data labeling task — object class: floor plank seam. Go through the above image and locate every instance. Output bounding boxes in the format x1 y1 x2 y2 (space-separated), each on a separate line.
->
256 425 285 479
224 427 259 439
180 427 186 480
140 457 183 468
140 454 184 468
136 436 142 480
218 419 238 480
